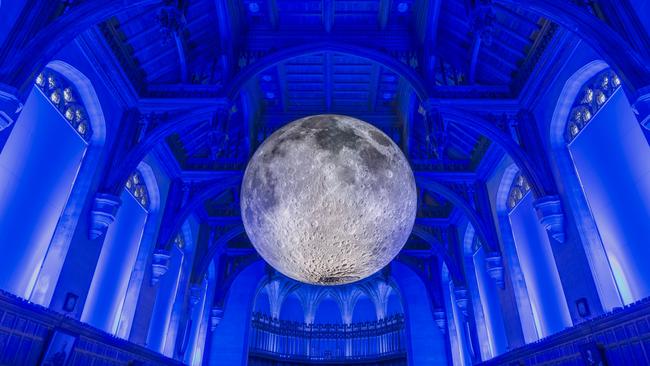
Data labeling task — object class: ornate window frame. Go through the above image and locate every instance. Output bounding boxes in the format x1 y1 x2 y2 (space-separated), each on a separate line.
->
565 69 621 143
35 69 93 142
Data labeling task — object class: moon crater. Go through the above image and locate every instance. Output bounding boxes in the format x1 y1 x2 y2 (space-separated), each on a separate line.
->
241 114 417 285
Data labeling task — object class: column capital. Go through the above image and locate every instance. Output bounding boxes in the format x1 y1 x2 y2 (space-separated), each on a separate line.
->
433 308 446 334
534 195 566 243
633 86 650 130
189 284 203 306
453 286 469 316
88 193 121 239
211 307 224 331
151 249 171 286
485 253 505 289
0 84 23 131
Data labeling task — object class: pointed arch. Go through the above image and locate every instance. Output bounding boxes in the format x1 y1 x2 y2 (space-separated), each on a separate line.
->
9 60 108 306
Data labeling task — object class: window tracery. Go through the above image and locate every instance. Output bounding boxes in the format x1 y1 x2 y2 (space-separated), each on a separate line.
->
565 69 621 143
507 172 532 211
125 171 150 209
174 233 185 249
34 69 93 142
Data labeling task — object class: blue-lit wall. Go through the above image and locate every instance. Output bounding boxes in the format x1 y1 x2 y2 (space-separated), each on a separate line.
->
0 87 86 298
509 194 572 337
148 245 184 354
352 296 377 322
471 246 507 358
568 89 650 303
391 261 448 366
81 189 148 333
314 298 342 324
280 294 304 322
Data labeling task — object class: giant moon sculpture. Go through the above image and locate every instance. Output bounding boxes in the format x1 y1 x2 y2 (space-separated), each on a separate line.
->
241 114 417 285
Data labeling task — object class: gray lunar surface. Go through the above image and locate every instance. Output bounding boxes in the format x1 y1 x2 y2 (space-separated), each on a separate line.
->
241 114 417 285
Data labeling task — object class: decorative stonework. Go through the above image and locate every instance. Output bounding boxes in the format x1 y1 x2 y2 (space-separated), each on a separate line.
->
0 85 23 131
454 286 469 316
633 87 650 130
151 250 171 286
534 195 566 243
88 193 121 239
211 307 224 331
565 69 621 142
507 172 532 211
485 253 505 289
189 284 203 306
433 308 446 334
125 170 150 209
34 69 93 141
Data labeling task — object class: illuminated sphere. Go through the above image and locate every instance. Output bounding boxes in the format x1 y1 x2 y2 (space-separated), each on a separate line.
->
241 114 416 285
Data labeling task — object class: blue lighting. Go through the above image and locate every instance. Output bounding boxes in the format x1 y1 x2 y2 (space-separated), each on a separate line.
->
0 2 650 366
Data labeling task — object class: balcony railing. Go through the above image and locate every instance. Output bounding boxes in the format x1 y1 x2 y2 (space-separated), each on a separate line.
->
481 297 650 365
249 312 406 362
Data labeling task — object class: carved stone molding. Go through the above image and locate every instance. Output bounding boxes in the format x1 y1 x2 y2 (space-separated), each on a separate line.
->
88 193 121 240
151 250 171 286
485 253 505 289
189 284 203 306
433 308 446 334
534 195 566 243
211 307 224 331
0 85 23 131
633 87 650 130
453 287 469 316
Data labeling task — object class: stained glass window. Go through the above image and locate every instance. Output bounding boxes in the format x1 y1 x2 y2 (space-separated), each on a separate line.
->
35 69 93 142
565 69 621 143
507 172 532 211
125 171 150 209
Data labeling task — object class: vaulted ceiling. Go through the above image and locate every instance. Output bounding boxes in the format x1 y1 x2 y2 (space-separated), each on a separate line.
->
96 0 557 252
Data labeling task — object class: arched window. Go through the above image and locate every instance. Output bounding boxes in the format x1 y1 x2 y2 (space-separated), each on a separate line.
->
565 70 621 143
496 163 571 342
82 165 159 336
551 62 650 306
0 64 105 302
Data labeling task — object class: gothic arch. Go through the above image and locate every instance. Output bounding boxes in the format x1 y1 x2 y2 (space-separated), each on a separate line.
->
29 60 107 306
549 60 622 311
